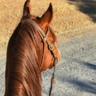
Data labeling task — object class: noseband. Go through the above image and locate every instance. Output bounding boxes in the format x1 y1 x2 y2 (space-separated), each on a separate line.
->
22 19 58 96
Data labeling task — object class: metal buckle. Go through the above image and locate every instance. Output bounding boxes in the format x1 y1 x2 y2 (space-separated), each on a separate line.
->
49 43 54 51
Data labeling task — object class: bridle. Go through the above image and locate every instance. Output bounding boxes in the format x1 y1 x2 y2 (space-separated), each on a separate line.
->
22 19 58 96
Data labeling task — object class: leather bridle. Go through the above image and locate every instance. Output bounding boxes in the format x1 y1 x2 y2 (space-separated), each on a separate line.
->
22 19 58 96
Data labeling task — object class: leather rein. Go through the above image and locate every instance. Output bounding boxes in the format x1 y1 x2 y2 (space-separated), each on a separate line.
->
22 19 58 96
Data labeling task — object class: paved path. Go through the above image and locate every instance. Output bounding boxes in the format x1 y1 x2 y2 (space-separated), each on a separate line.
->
0 31 96 96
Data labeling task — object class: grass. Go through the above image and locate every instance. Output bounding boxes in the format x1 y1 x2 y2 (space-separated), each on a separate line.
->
0 0 96 49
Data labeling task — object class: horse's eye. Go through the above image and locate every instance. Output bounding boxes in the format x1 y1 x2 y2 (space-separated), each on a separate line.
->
52 41 55 44
52 41 58 47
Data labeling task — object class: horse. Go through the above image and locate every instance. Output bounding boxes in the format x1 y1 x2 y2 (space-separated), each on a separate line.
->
5 0 61 96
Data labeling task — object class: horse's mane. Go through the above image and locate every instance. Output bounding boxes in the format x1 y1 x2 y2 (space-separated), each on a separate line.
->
7 20 42 96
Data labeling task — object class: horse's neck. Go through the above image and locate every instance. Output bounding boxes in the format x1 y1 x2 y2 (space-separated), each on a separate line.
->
6 50 42 96
5 26 42 96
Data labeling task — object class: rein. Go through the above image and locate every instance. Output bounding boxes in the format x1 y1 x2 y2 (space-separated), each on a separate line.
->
22 19 58 96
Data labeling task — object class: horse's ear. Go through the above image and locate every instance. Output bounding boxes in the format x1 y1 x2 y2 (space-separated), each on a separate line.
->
23 0 32 16
40 3 53 27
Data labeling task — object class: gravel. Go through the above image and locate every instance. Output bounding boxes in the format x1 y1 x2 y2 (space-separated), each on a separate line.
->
0 31 96 96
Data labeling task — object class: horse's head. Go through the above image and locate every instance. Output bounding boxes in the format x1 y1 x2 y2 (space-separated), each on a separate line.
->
22 0 61 72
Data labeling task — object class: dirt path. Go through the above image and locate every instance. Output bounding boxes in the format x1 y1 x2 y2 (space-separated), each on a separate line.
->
0 49 6 96
42 30 96 96
0 31 96 96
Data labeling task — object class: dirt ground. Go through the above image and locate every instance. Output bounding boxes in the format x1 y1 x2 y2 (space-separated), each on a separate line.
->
0 0 96 50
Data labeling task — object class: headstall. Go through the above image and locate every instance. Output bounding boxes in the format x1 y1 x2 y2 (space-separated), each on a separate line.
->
22 19 58 96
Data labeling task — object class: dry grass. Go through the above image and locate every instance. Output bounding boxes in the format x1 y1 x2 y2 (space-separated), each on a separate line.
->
0 0 96 49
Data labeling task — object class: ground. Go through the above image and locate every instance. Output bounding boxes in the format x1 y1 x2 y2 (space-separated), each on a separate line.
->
42 30 96 96
0 0 96 96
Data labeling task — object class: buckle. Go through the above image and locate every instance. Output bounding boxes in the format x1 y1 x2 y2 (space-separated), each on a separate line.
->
49 43 54 51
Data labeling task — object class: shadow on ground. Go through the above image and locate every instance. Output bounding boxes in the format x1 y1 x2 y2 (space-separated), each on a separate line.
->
68 0 96 22
56 73 96 95
69 79 96 94
69 59 96 94
73 59 96 70
56 58 96 95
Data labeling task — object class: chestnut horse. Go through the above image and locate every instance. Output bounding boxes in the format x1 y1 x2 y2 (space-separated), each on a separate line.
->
5 0 61 96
